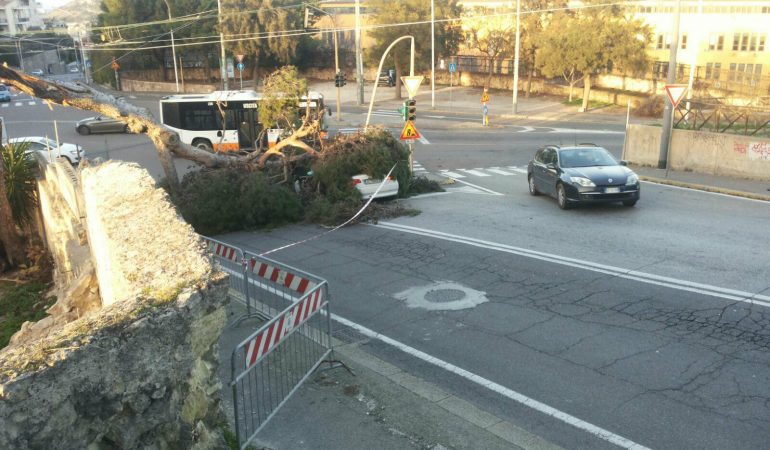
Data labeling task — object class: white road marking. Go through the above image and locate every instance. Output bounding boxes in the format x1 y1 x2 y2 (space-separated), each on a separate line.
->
437 175 503 196
27 101 35 106
439 170 465 179
486 168 516 176
418 134 430 145
1 104 7 108
374 222 770 309
458 169 490 177
14 102 21 106
426 115 446 119
518 126 535 132
548 127 625 135
332 314 651 450
507 166 528 174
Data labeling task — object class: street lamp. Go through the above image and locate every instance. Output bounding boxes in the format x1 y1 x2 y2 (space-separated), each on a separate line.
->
305 4 342 120
163 0 180 92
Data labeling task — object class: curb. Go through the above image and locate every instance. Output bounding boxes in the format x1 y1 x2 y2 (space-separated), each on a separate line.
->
334 342 563 450
640 176 770 202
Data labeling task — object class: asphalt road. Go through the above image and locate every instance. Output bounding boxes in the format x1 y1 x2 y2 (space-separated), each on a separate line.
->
11 84 770 449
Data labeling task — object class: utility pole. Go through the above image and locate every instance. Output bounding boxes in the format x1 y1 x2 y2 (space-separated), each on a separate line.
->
658 0 682 169
16 39 23 72
163 0 179 92
217 0 228 90
78 31 89 84
431 0 435 109
355 0 364 105
685 0 702 110
512 0 521 114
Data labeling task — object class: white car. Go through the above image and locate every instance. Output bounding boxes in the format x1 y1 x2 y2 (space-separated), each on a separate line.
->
9 137 84 165
352 174 399 200
30 69 45 76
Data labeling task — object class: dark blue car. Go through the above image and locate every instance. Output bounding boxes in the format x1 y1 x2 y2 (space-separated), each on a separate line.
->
527 145 640 209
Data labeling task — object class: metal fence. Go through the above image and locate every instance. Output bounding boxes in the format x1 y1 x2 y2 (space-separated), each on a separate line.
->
675 100 770 137
201 236 334 450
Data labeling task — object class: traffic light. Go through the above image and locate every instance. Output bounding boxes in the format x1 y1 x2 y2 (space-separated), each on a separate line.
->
407 99 416 121
335 71 347 88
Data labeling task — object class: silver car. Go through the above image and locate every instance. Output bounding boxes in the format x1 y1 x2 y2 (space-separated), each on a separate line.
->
9 137 84 165
76 115 129 135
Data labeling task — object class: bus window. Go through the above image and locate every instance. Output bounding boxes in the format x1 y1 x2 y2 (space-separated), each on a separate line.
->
180 102 219 131
161 102 181 128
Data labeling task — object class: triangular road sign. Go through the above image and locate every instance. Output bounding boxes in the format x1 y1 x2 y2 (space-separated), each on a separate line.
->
665 84 688 108
401 76 424 99
400 120 421 141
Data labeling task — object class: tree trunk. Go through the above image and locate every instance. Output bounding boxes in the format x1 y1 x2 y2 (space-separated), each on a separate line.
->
394 53 402 100
252 54 259 87
526 66 534 98
568 82 574 102
580 74 591 112
205 54 212 82
0 159 27 269
486 57 494 88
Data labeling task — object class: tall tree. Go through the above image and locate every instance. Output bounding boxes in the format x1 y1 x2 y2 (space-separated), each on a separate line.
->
462 7 516 88
366 0 462 99
219 0 304 85
519 0 568 97
537 7 650 111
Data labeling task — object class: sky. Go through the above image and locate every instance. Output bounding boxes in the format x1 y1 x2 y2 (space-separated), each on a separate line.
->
37 0 71 13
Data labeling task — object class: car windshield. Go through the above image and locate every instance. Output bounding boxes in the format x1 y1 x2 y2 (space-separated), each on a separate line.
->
559 148 617 168
40 138 59 148
0 85 7 91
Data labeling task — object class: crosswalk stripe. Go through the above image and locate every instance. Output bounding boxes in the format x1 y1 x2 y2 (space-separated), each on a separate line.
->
14 102 21 106
439 170 465 179
507 166 528 174
459 169 490 177
27 101 35 106
486 168 515 176
1 104 7 108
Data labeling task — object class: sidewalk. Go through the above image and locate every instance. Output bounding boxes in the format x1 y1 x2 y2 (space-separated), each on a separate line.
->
631 165 770 201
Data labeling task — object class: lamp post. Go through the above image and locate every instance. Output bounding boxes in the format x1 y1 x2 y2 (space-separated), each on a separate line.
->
355 0 363 105
431 0 435 109
512 0 521 114
163 0 180 92
217 0 228 90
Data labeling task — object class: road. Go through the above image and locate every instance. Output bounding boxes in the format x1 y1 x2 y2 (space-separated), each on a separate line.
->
13 83 770 449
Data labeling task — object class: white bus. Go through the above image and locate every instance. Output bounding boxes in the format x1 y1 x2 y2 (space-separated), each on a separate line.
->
159 90 328 153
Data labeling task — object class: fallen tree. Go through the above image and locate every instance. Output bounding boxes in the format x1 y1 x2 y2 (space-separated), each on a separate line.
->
0 66 323 196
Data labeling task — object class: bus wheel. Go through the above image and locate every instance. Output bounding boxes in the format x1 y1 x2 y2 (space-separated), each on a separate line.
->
192 139 213 152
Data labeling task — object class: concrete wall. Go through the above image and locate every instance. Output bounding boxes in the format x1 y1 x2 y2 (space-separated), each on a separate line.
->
624 124 770 180
0 161 229 449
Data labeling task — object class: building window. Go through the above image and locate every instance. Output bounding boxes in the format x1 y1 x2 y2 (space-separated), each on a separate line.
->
728 63 737 81
656 35 665 50
705 63 712 79
733 34 740 51
741 35 749 51
681 34 687 50
713 63 721 80
708 34 724 51
760 35 766 51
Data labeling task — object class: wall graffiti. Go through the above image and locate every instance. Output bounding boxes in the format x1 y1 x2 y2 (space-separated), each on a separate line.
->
748 142 770 161
734 141 748 155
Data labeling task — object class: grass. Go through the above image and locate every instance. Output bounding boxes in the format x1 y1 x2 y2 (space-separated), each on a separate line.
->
0 280 54 349
563 98 614 109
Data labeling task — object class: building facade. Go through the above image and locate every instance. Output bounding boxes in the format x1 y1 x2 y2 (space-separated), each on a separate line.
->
0 0 43 35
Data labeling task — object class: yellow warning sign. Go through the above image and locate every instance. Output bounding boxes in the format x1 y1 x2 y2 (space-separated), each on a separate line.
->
399 120 421 141
481 92 490 103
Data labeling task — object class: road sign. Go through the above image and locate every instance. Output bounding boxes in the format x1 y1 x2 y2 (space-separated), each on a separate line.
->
665 84 688 108
401 75 424 99
400 120 421 141
448 62 457 73
481 91 490 104
236 54 245 63
237 62 245 71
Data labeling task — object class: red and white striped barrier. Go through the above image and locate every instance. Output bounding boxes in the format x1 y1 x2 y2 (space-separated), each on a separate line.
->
248 259 317 295
204 238 242 263
243 287 325 369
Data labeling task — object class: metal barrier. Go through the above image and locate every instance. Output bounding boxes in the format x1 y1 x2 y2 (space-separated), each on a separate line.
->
200 236 335 450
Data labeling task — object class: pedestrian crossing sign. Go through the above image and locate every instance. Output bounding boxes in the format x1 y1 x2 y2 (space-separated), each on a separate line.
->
400 120 421 141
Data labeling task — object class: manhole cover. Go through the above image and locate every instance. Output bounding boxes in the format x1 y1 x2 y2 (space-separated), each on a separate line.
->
395 281 488 311
425 289 466 303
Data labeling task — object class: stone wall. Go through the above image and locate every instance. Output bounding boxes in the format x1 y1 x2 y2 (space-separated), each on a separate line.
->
0 161 229 449
624 124 770 180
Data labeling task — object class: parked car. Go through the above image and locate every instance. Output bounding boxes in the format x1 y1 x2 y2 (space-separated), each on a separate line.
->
9 137 84 165
76 115 129 135
352 174 399 200
0 84 10 102
69 66 80 73
527 144 640 209
30 69 44 76
377 69 395 87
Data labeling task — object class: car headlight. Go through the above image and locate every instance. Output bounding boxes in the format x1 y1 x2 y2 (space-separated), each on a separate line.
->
570 176 595 187
625 173 639 185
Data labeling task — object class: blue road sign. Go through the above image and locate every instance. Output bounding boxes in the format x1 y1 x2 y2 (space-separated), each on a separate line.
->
448 63 457 73
237 62 245 71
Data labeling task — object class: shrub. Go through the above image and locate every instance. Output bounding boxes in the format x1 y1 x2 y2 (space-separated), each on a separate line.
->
1 142 38 226
408 176 444 196
176 168 302 235
634 96 664 117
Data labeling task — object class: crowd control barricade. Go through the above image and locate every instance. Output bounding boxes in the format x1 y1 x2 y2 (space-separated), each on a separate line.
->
231 279 333 449
202 236 265 321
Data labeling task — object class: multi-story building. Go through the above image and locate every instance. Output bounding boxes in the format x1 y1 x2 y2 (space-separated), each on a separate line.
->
0 0 43 35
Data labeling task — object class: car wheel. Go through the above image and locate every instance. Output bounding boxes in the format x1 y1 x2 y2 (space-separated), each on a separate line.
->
193 139 213 152
622 200 637 207
77 125 91 135
123 124 130 133
556 183 572 210
528 175 540 196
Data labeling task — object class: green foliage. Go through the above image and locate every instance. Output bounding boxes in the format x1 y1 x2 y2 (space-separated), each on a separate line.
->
463 7 516 62
409 176 444 195
259 66 308 130
1 142 37 226
366 0 462 73
311 128 412 203
0 281 53 349
176 168 302 235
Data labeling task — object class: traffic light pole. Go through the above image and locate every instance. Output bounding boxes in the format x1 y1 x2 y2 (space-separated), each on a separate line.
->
333 21 342 121
365 35 415 129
